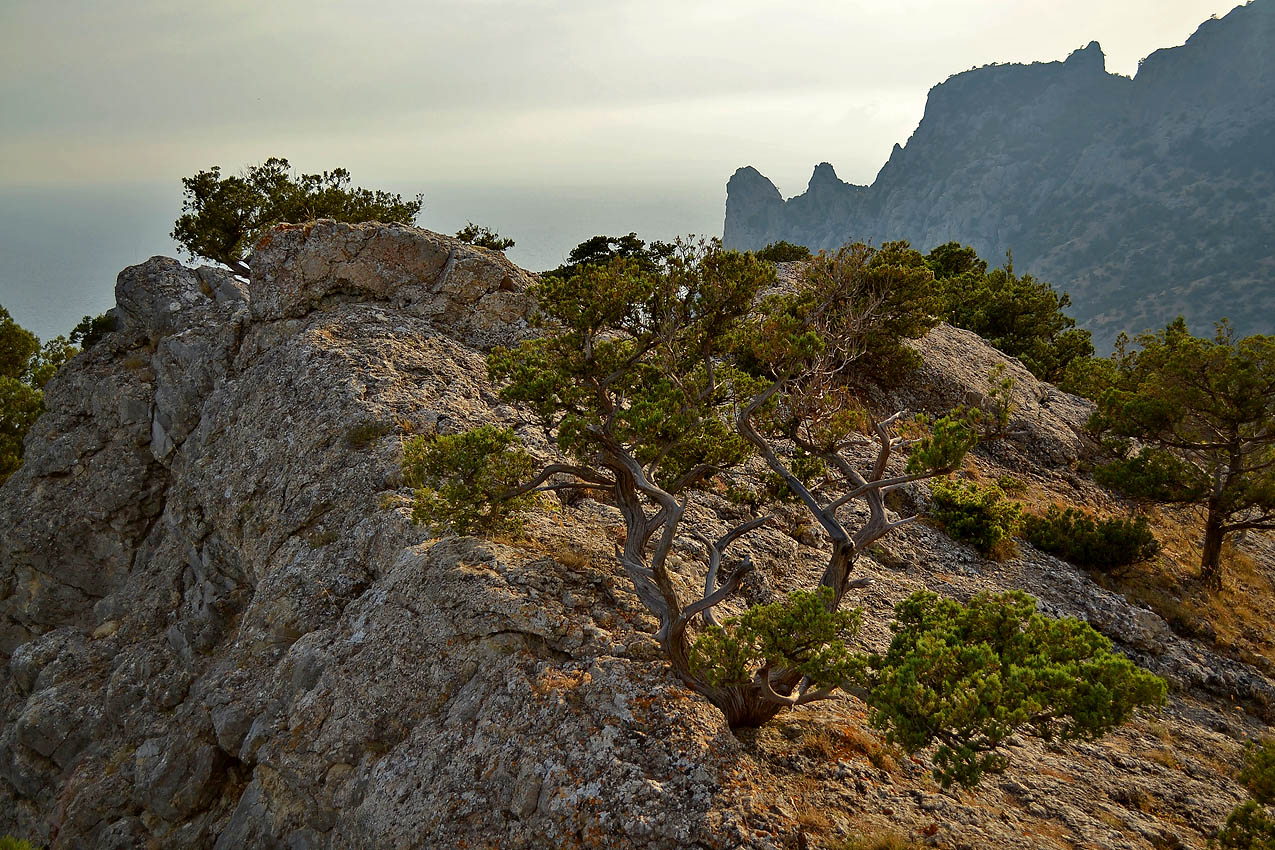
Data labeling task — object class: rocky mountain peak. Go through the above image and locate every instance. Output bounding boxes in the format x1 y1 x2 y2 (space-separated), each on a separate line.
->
807 161 840 189
726 165 782 202
1064 39 1106 73
725 1 1275 348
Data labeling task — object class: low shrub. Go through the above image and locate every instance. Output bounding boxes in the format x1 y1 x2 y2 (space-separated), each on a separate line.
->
753 240 812 263
996 474 1029 495
402 425 536 535
1212 738 1275 848
867 590 1167 789
1023 505 1159 570
455 222 514 251
1240 738 1275 805
928 479 1022 558
1213 800 1275 849
832 832 924 850
69 312 116 349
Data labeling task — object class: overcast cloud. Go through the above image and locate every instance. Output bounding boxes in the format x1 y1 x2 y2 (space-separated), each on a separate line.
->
0 0 1246 338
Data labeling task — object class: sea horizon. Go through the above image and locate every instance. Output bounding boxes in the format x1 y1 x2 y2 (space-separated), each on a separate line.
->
0 177 732 343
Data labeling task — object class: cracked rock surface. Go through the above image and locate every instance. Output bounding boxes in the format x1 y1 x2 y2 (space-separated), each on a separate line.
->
1 222 1270 849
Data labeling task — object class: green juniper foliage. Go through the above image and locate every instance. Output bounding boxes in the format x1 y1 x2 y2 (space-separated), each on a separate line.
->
1214 801 1275 849
690 588 1166 788
402 425 536 536
540 232 675 280
1 305 79 483
455 222 515 252
925 242 1093 383
866 591 1167 789
172 157 422 274
904 412 980 474
488 241 766 490
792 241 940 385
1089 318 1275 589
1242 739 1275 806
406 237 1163 753
689 588 866 690
1023 505 1159 571
752 240 813 263
928 479 1023 557
1213 739 1275 848
68 312 116 350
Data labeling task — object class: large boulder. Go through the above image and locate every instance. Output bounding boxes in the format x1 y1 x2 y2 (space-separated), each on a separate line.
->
249 220 534 350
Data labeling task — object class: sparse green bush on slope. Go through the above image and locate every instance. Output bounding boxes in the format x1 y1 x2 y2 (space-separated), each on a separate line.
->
1023 505 1160 571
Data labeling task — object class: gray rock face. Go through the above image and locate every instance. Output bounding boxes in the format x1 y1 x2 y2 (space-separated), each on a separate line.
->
0 221 1270 849
250 219 534 350
724 1 1275 347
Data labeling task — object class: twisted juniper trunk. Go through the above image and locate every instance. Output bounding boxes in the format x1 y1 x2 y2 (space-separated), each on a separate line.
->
1200 503 1225 590
593 392 940 729
704 685 789 728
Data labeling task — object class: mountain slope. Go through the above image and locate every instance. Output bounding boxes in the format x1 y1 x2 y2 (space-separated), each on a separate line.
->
725 1 1275 347
0 223 1272 848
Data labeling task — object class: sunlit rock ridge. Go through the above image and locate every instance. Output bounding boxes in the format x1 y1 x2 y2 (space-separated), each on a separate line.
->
724 1 1275 347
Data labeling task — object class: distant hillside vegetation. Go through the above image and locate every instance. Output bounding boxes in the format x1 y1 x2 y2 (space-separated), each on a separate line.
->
724 0 1275 348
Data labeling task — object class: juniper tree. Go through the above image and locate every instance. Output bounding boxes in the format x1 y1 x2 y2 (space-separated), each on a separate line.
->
1090 318 1275 589
541 232 675 280
405 239 1164 783
455 222 515 252
925 242 1093 383
0 306 78 482
171 157 422 275
1215 738 1275 848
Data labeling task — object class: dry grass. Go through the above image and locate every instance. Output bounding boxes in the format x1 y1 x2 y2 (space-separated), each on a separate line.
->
829 830 923 850
1088 505 1275 676
986 537 1020 562
794 802 833 834
530 667 590 697
1021 818 1073 847
552 545 592 570
797 726 899 774
1146 746 1181 771
1096 807 1129 833
1037 766 1077 783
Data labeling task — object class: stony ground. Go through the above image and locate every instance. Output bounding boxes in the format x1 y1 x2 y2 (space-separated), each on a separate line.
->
0 223 1270 849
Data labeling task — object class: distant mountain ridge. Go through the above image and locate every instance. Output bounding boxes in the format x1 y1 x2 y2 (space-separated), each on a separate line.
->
724 1 1275 347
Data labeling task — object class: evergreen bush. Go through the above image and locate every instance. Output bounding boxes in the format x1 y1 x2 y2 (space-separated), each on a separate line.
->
1023 505 1159 570
928 479 1022 558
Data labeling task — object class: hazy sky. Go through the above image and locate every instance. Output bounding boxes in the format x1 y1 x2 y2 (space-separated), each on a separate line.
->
0 0 1246 339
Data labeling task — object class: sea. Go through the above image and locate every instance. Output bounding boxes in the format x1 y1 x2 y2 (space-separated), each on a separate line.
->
0 179 728 343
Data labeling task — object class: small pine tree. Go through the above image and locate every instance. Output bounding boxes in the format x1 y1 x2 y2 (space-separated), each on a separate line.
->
1089 318 1275 590
928 479 1022 558
1 305 79 483
1023 505 1159 571
455 222 515 252
171 157 422 274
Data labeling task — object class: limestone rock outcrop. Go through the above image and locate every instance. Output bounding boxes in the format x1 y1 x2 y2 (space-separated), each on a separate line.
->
1 222 1271 849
